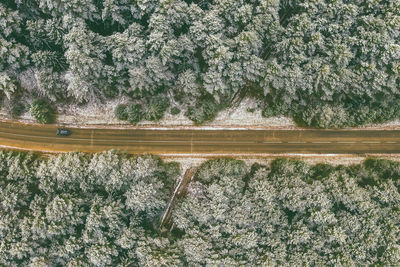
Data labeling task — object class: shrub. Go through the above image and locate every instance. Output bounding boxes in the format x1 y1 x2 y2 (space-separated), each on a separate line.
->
9 99 25 118
294 104 350 128
115 104 128 121
30 98 56 124
185 96 220 125
126 103 143 124
309 163 335 181
144 97 170 121
261 107 275 118
170 106 180 115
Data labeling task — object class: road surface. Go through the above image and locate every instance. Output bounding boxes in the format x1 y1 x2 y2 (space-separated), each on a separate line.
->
0 120 399 154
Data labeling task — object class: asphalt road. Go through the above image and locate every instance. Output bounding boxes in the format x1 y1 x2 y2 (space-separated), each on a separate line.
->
0 120 399 154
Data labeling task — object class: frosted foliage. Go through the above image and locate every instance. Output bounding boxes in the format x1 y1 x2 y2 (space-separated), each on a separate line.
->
128 66 153 94
64 26 119 102
173 158 400 265
35 69 65 101
115 227 139 249
0 4 21 37
0 150 174 266
125 181 166 218
108 24 145 71
130 0 159 19
132 156 163 179
129 56 174 95
177 70 201 97
18 68 38 93
102 0 131 26
1 0 400 127
36 153 88 193
1 183 28 212
29 257 48 267
0 38 30 72
87 151 121 187
2 152 400 265
86 244 117 266
65 73 91 103
177 236 211 265
38 0 99 21
45 196 72 222
0 72 17 100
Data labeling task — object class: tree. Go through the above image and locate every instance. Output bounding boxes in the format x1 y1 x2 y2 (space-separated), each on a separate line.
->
31 50 68 72
0 72 17 100
128 56 175 97
0 150 178 265
295 103 350 128
0 37 30 72
125 103 143 124
172 157 400 265
114 103 128 121
125 180 167 221
2 0 400 127
29 98 56 124
37 0 100 22
2 150 400 265
185 94 220 125
143 97 170 121
170 106 180 115
0 3 22 38
34 68 66 101
64 25 120 102
8 98 26 118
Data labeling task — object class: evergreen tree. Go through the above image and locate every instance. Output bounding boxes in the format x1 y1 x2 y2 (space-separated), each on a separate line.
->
0 72 17 100
2 0 400 126
29 98 56 124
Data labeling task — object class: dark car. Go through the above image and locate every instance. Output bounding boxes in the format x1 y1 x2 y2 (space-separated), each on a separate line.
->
56 128 71 136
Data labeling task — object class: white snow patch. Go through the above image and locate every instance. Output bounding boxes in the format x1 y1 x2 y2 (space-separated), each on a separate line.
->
3 96 292 127
357 119 400 129
3 84 400 131
54 97 297 128
0 96 299 129
162 157 208 174
205 97 295 127
161 154 400 168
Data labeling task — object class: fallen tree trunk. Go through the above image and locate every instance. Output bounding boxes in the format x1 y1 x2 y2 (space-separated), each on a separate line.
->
159 166 197 230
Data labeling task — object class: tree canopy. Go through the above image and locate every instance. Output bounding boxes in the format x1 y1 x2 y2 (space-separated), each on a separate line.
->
172 157 400 265
1 0 400 126
1 150 400 265
0 150 179 266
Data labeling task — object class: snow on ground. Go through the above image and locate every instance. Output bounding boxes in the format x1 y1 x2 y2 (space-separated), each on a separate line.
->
55 96 297 128
206 97 295 127
2 69 399 168
162 154 400 173
357 119 400 129
162 157 208 175
3 95 400 129
0 97 297 128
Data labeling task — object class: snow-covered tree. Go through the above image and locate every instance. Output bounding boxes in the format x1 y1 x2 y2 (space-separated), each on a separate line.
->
0 72 17 100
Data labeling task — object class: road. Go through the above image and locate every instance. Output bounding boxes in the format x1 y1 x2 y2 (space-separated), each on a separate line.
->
0 120 399 154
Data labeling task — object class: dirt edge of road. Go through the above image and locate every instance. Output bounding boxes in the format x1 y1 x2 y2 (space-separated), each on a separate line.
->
2 117 400 131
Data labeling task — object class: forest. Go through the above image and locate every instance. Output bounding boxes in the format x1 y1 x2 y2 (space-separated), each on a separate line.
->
1 150 400 265
1 0 400 127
